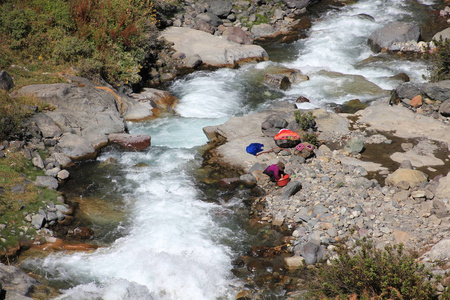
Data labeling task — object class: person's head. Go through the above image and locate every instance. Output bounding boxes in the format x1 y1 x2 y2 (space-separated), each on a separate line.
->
277 162 285 171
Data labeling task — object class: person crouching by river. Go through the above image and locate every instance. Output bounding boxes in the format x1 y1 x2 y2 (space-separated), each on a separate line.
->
263 162 286 182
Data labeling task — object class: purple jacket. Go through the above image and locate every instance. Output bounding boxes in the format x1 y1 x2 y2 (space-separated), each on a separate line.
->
264 164 283 180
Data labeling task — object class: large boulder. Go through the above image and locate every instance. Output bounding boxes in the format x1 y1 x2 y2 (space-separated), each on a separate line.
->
0 70 14 91
160 27 268 67
12 82 127 138
368 22 420 53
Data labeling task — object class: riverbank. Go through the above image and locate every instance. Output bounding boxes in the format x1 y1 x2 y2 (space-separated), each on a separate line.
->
201 91 450 297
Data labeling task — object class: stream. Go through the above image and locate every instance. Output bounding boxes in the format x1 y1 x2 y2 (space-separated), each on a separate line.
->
21 1 440 299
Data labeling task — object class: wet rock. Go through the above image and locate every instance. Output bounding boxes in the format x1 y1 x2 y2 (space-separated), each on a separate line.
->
263 74 291 90
368 22 420 53
108 133 151 151
72 227 95 240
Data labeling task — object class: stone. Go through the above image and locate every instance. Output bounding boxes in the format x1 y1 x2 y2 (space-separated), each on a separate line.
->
422 80 450 102
222 27 252 45
251 23 276 38
385 168 428 188
410 95 422 108
51 152 74 168
209 0 232 18
31 214 45 229
29 113 63 138
399 160 413 169
439 99 450 117
0 70 14 91
0 263 38 297
184 54 203 69
263 74 291 90
284 256 305 269
431 199 449 218
11 184 26 194
421 238 450 263
302 241 325 265
343 138 364 154
31 153 45 169
395 82 421 100
282 181 302 199
436 172 450 200
44 167 61 177
160 27 268 67
57 133 97 160
368 22 420 53
108 133 151 151
261 114 289 137
57 169 70 180
432 27 450 42
34 176 58 190
272 214 284 226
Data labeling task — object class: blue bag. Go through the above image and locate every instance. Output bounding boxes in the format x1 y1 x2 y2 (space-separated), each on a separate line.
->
246 143 264 156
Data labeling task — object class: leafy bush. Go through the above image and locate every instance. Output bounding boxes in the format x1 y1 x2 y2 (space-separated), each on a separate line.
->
303 133 319 147
307 240 437 299
425 37 450 82
294 111 316 131
0 0 163 86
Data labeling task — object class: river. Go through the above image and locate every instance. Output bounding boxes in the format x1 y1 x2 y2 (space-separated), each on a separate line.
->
21 0 439 299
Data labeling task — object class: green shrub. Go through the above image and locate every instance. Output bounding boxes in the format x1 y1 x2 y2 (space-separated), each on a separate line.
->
303 133 319 147
425 37 450 82
307 240 437 299
294 111 316 131
0 0 162 86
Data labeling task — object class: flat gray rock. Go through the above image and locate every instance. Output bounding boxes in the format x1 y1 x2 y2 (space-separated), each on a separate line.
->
160 27 269 67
